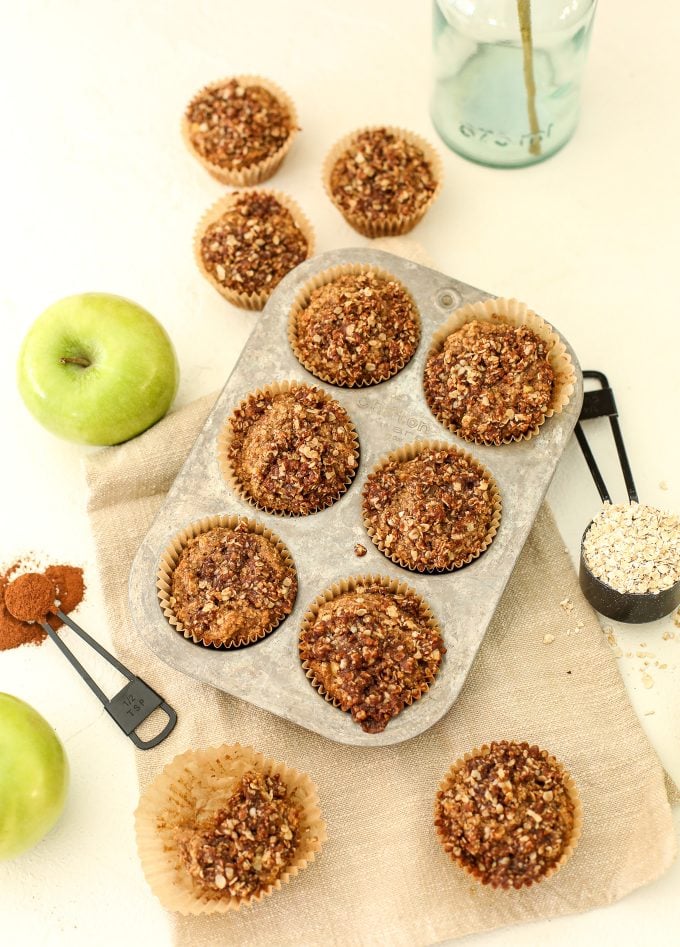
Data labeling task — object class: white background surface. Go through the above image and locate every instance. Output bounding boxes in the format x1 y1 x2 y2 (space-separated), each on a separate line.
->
1 1 679 945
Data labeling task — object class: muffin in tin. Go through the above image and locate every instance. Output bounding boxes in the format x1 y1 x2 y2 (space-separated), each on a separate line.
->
219 381 359 516
289 265 420 387
362 442 501 572
299 576 444 733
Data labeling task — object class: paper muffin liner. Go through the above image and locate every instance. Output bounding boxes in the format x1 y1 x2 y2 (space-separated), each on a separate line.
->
182 74 299 185
424 297 576 445
299 573 444 724
322 125 443 237
194 188 315 311
361 440 502 573
134 743 326 914
217 380 360 516
288 262 421 388
157 514 297 648
434 742 583 890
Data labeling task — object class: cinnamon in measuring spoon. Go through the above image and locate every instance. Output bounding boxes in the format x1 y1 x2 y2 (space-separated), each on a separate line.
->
0 562 85 651
4 573 58 623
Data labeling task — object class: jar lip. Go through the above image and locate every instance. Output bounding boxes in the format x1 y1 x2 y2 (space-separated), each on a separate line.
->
435 0 597 33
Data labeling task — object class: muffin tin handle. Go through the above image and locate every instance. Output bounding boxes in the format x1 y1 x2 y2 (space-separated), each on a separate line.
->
47 608 177 749
575 370 638 504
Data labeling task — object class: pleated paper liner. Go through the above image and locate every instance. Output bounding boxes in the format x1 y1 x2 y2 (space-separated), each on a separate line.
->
134 743 326 915
157 514 296 648
322 125 443 237
434 742 583 890
424 297 576 446
298 574 444 730
216 380 360 517
361 440 502 573
194 188 315 310
288 262 421 387
181 74 299 185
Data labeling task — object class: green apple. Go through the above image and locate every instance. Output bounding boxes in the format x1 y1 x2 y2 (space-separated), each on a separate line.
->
17 293 179 445
0 694 69 860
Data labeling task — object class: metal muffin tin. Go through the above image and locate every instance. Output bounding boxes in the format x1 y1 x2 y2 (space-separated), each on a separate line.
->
129 248 583 747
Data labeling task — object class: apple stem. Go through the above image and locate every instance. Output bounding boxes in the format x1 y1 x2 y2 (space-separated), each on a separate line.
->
60 356 91 368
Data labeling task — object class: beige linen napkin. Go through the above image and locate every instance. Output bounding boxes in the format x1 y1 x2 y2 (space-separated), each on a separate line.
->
84 392 677 947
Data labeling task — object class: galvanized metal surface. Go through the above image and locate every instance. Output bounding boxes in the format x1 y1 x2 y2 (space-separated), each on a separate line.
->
128 248 584 747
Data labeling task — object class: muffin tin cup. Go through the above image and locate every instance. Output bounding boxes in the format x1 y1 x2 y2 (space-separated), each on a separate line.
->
322 125 443 237
194 189 316 310
299 574 444 729
157 514 297 648
216 379 360 517
182 74 299 186
425 297 576 446
134 743 326 915
361 440 502 573
288 262 421 387
434 743 583 890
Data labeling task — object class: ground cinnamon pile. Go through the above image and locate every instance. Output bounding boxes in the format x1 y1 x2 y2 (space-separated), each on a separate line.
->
0 561 85 651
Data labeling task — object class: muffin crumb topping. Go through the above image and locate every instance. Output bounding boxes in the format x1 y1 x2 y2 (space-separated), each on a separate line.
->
435 741 576 889
186 79 293 171
424 320 555 443
300 583 444 733
329 128 437 223
170 523 296 646
363 446 498 571
178 770 301 899
293 271 419 386
200 192 308 298
227 384 358 515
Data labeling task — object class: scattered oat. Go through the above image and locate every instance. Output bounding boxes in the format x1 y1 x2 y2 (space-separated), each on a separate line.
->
575 620 584 629
582 502 680 594
662 631 675 641
559 598 574 613
636 651 655 658
674 608 680 628
643 710 656 716
641 672 654 689
543 633 555 644
353 543 367 558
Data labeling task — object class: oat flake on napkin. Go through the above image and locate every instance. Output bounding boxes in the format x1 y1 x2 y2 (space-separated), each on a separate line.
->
84 241 677 947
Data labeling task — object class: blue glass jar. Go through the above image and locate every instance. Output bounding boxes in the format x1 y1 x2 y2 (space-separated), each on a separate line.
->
431 0 597 167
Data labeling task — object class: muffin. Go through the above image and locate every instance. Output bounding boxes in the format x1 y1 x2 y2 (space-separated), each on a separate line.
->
182 75 298 185
158 518 297 648
362 442 501 572
135 744 326 914
219 381 359 516
195 190 313 310
299 577 444 733
435 741 582 890
323 126 442 237
290 266 420 387
424 297 575 445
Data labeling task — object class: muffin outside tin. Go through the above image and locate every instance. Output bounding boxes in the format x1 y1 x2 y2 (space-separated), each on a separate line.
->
128 248 583 748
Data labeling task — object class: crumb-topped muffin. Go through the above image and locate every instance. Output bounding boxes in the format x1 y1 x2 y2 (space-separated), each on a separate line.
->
223 383 359 515
291 269 420 387
324 126 441 236
300 580 444 733
435 741 581 889
424 320 555 444
183 76 297 184
197 191 311 308
169 522 296 647
362 444 500 572
134 743 326 914
178 770 301 899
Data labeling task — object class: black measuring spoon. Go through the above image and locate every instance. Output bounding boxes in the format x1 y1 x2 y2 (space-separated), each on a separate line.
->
576 370 680 623
6 574 177 748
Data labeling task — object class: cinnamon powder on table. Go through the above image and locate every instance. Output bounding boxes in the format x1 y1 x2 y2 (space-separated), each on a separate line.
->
0 561 85 651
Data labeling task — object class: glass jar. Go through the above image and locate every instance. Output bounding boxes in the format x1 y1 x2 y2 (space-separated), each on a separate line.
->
431 0 597 168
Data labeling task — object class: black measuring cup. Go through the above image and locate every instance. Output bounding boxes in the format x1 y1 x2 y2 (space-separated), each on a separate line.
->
576 370 680 623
